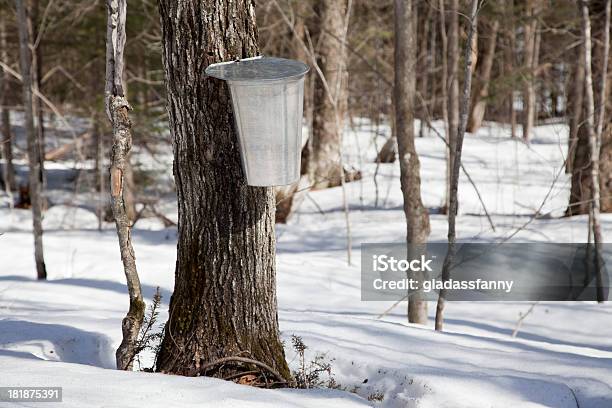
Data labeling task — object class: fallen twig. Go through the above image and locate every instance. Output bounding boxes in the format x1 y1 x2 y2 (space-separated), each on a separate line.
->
195 356 288 385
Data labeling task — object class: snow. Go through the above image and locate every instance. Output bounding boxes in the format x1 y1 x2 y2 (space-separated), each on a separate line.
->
0 354 368 408
1 119 611 407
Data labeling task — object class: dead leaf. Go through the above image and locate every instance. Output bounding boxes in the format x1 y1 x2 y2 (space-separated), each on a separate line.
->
237 374 258 386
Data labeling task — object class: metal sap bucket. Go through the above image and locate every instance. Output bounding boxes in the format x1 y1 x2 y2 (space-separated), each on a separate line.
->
205 56 310 186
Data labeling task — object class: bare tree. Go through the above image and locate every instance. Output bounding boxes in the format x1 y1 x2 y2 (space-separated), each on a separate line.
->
417 2 433 139
273 1 311 224
599 0 612 214
394 0 430 324
154 0 291 381
504 0 517 138
522 0 539 141
435 0 479 332
567 0 612 216
29 0 45 186
269 0 354 264
438 0 450 209
446 0 460 212
104 0 145 371
567 32 585 174
309 0 350 189
579 0 608 302
467 19 499 133
0 15 16 192
16 0 46 280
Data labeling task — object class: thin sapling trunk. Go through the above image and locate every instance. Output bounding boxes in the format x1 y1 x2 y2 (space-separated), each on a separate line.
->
435 0 479 331
104 0 145 370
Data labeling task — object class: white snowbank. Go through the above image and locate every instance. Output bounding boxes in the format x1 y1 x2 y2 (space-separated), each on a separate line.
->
1 121 611 407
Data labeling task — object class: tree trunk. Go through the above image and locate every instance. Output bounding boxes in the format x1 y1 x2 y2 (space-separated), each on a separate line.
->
394 0 431 325
435 0 479 332
438 0 450 210
522 0 538 141
567 35 585 174
568 126 593 215
293 1 312 138
273 1 308 224
427 8 437 126
447 0 460 206
375 135 397 163
272 1 313 224
568 0 612 216
274 185 297 224
467 20 499 133
105 0 145 371
579 0 606 302
309 0 349 189
504 0 517 138
0 16 16 192
418 3 432 138
16 0 46 280
28 0 45 187
0 104 13 192
602 128 612 214
593 0 610 298
94 115 105 231
598 0 612 214
155 0 291 381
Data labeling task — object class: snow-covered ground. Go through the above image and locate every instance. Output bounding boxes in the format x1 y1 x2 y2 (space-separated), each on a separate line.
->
1 120 611 407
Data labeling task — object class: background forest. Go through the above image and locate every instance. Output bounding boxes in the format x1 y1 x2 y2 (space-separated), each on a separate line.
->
2 0 609 223
0 0 611 407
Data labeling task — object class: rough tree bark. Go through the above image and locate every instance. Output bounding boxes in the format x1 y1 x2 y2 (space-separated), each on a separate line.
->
394 0 431 325
155 0 291 381
467 20 499 133
522 0 538 141
309 0 349 189
0 16 16 192
16 0 46 280
435 0 479 332
104 0 145 371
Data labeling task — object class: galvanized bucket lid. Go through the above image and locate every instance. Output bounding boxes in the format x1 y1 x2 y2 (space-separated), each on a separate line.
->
205 56 309 84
